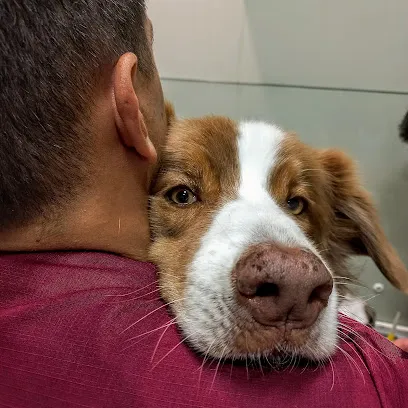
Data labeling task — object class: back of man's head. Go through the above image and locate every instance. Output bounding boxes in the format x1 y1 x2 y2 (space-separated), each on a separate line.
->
0 0 151 230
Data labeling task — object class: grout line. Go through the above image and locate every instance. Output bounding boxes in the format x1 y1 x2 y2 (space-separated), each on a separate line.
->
161 77 408 96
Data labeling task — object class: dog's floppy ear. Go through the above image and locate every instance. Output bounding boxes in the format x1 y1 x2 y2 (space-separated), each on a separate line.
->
320 149 408 293
399 109 408 143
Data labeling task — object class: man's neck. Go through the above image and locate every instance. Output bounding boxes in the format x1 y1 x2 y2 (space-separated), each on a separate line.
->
0 186 151 261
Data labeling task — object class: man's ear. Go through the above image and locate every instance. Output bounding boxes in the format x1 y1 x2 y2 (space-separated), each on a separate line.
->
320 149 408 294
112 52 157 163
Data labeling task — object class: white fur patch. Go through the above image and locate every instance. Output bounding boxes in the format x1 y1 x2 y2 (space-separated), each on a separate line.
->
176 121 338 361
339 294 369 325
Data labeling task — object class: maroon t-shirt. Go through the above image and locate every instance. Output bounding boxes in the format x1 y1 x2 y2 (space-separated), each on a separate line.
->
0 251 407 407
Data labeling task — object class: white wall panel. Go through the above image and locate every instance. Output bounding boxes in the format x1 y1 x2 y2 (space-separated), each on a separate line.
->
239 0 408 92
148 0 246 82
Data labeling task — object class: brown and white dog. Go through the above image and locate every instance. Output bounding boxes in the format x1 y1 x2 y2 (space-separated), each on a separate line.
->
149 107 408 363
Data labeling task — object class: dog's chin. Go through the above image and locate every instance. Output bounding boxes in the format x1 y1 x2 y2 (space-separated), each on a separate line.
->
182 323 338 365
172 290 339 364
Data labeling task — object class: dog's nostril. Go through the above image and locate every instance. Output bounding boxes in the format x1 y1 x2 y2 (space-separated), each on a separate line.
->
308 283 332 304
255 282 280 297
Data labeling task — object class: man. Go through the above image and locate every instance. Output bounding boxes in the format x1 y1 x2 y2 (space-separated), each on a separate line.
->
0 1 407 407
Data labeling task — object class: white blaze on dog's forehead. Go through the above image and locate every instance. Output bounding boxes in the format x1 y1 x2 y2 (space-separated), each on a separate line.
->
238 121 285 199
234 121 310 248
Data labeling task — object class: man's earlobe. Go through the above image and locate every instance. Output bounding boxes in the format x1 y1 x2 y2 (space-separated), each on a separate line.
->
112 52 157 163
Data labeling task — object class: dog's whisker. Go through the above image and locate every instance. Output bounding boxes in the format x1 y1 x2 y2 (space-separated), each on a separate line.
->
339 324 392 367
120 298 185 335
119 318 178 353
151 331 197 371
358 293 379 302
257 354 265 377
328 355 335 391
245 355 249 381
337 294 377 307
289 351 299 373
125 316 178 343
336 330 370 374
229 356 235 381
333 276 360 282
210 345 228 391
300 354 310 374
109 288 161 303
105 280 158 297
196 338 217 391
149 318 178 365
337 322 393 377
335 341 366 384
334 282 369 289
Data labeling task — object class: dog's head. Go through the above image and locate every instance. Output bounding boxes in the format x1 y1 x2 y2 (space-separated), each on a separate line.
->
149 116 408 362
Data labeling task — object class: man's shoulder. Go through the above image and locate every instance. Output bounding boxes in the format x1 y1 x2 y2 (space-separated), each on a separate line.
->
0 251 156 298
0 250 155 272
0 251 165 407
1 252 407 408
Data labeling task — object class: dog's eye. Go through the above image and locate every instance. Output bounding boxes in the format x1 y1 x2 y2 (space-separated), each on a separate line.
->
287 197 307 215
166 186 197 206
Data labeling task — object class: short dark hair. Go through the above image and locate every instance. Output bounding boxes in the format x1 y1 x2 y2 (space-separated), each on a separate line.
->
0 0 151 230
400 110 408 143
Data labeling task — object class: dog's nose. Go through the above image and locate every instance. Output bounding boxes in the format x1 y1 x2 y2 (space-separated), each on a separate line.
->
234 243 333 328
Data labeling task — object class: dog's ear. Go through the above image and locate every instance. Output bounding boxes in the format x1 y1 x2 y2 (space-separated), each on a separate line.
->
165 100 176 129
399 110 408 143
320 149 408 294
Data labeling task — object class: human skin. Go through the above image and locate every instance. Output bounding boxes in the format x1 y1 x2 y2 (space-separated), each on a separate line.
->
394 338 408 352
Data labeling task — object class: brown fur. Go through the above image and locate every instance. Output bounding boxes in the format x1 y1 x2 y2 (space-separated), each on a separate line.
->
164 99 176 129
149 116 240 304
319 148 408 293
273 133 408 295
270 134 333 247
